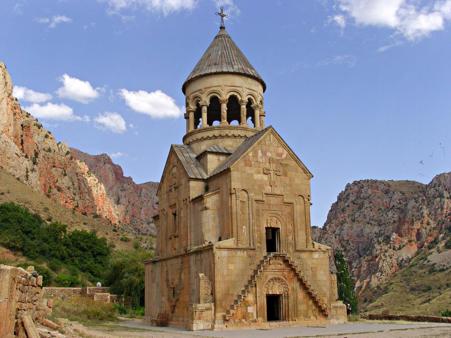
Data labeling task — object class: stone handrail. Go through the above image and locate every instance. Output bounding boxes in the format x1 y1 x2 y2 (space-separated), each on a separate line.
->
224 252 329 322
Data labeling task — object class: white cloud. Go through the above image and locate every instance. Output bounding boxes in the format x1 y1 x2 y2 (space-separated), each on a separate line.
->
109 152 126 158
13 86 52 103
214 0 240 17
95 112 127 133
25 102 84 121
57 74 100 103
120 89 183 118
101 0 197 15
331 14 346 29
36 15 72 28
336 0 451 41
338 0 403 27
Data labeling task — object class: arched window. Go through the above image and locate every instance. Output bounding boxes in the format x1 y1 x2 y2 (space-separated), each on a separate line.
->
227 95 240 125
207 96 221 126
246 98 255 127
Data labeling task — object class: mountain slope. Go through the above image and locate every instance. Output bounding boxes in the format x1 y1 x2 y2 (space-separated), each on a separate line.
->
0 168 137 251
0 62 157 235
315 173 450 314
71 149 158 235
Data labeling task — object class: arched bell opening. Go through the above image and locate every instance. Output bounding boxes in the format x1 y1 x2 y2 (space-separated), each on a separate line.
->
246 99 255 128
207 96 221 126
194 101 202 129
193 101 202 129
227 95 241 126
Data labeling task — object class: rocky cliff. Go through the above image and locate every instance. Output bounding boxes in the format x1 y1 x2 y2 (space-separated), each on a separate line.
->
315 173 450 300
0 62 157 235
70 149 158 235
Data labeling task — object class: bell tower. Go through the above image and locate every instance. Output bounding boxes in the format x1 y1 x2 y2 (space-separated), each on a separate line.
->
182 17 266 155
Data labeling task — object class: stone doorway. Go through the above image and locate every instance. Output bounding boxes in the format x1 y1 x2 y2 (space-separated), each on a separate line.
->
266 294 282 321
266 227 280 253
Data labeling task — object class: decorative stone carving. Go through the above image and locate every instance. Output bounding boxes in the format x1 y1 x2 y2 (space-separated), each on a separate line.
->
265 277 289 295
266 215 282 228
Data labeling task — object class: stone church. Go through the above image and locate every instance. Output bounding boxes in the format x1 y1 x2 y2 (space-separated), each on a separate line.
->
144 20 347 330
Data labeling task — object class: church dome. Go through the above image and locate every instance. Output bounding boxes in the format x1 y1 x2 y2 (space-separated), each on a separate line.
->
182 27 266 93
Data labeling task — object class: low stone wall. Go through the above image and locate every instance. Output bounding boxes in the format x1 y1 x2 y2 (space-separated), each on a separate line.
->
0 264 53 338
43 286 118 304
364 313 451 323
42 287 82 300
83 286 111 296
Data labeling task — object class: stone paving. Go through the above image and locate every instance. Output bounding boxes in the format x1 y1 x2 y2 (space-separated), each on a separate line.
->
110 320 451 338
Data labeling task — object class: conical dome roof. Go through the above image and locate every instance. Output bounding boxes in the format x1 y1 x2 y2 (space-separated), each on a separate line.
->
182 27 266 93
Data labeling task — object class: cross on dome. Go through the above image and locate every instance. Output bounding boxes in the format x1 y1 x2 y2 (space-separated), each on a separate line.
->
216 7 227 29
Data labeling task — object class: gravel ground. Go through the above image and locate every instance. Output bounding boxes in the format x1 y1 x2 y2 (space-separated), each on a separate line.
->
79 320 451 338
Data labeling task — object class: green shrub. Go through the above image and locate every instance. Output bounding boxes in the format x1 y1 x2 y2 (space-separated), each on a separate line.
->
55 273 80 287
445 237 451 250
48 259 62 272
441 309 451 317
0 202 111 285
106 250 152 308
35 265 53 286
114 303 128 315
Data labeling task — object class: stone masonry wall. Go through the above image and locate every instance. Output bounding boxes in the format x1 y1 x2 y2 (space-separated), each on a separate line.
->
43 286 117 304
0 264 52 338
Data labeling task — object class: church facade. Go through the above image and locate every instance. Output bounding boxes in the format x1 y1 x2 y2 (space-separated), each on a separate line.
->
144 22 347 330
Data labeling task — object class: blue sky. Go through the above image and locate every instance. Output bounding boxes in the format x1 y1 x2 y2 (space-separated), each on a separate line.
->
1 0 450 226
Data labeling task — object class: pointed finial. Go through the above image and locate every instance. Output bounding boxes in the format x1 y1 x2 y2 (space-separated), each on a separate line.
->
216 6 227 29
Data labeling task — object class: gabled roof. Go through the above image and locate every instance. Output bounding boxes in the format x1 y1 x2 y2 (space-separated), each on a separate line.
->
209 127 269 177
172 145 207 179
196 145 232 158
159 127 312 194
209 126 313 178
182 27 266 93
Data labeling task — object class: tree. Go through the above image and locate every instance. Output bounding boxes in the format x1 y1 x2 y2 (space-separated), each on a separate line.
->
105 250 152 308
334 250 358 314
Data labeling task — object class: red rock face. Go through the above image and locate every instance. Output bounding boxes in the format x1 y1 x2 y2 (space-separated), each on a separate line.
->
70 149 158 235
0 63 157 235
315 174 450 294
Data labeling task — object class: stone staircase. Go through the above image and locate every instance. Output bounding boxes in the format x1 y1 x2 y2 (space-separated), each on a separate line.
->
223 252 329 321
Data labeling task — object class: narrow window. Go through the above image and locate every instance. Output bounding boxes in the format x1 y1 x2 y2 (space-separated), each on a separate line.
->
266 227 280 253
172 210 177 235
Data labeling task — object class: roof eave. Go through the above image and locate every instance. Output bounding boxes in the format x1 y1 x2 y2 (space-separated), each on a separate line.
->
182 71 266 94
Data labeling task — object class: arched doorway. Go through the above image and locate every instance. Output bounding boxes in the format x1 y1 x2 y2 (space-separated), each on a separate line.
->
265 277 288 321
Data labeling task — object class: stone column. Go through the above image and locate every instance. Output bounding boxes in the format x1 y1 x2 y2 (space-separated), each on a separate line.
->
240 100 247 127
260 111 266 128
187 107 195 132
253 104 261 129
201 102 208 128
184 112 189 132
220 98 228 126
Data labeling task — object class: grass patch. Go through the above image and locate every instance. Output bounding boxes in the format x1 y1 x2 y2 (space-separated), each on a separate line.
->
348 314 361 322
363 249 451 316
52 296 117 324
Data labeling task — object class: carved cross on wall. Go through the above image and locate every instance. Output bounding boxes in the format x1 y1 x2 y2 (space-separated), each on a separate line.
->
169 182 177 193
263 157 282 191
